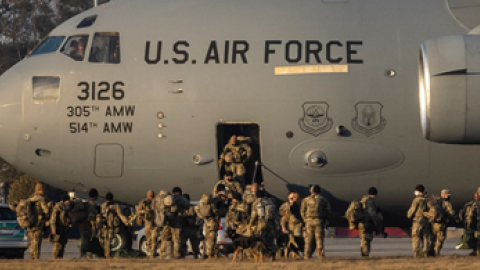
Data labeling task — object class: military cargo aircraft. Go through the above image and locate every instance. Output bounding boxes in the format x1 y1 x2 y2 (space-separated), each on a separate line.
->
0 0 479 226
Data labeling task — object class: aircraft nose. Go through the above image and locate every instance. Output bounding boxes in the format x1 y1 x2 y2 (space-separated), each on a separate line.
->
0 70 22 165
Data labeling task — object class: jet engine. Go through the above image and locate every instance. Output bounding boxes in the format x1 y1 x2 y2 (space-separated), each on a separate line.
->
419 34 480 144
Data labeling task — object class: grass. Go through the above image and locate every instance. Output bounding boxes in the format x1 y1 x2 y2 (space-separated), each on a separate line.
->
1 256 479 270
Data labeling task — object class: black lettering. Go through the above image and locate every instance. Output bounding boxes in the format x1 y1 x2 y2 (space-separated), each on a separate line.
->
347 41 363 64
264 40 281 64
224 41 230 64
106 106 112 117
125 106 135 116
285 41 302 63
326 41 343 63
306 41 322 64
123 122 133 133
232 41 249 64
172 41 189 64
145 41 162 64
97 82 110 100
114 106 124 116
204 41 220 64
77 82 89 101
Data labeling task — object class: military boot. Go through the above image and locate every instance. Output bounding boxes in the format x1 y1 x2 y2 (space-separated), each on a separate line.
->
317 248 325 259
476 250 480 256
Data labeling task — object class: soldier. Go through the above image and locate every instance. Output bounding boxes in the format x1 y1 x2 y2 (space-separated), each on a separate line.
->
158 189 189 259
301 185 330 259
248 189 277 258
358 187 386 257
226 193 249 236
428 189 455 256
195 192 219 259
26 183 50 260
407 184 430 257
218 135 252 184
475 187 480 256
212 171 243 199
97 192 128 258
280 191 303 258
136 190 155 258
78 188 100 258
182 194 201 259
458 193 478 255
50 194 72 259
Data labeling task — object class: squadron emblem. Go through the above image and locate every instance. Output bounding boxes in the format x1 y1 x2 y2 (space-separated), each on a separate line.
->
351 102 387 137
299 102 333 137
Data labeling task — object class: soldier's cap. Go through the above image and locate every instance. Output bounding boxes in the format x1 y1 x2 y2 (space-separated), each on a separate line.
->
105 192 114 201
217 184 226 192
35 183 44 194
172 186 182 194
89 188 99 199
368 187 378 196
147 190 154 198
310 184 321 194
415 184 425 193
441 189 450 196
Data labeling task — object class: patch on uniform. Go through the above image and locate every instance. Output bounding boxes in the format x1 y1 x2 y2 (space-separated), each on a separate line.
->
351 102 387 137
298 102 333 137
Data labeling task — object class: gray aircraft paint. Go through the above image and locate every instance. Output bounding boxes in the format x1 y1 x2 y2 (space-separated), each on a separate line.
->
0 0 479 223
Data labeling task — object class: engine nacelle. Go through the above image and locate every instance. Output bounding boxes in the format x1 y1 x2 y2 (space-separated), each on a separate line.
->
419 34 480 144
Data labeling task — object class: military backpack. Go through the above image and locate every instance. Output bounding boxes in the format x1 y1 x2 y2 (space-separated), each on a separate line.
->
198 194 213 219
256 198 275 220
344 200 364 230
70 201 89 224
424 195 444 223
15 200 38 228
154 191 169 226
99 203 121 228
56 204 72 227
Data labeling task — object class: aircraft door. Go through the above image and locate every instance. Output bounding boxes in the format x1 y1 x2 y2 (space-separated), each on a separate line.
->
95 143 124 177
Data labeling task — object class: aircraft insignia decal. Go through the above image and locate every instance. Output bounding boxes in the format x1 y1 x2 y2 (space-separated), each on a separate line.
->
351 102 387 137
299 102 333 137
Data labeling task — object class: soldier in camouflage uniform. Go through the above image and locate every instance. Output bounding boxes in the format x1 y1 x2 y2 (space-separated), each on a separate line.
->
182 194 201 258
78 188 100 258
26 183 50 260
248 189 277 257
50 194 72 259
195 190 220 259
301 185 330 259
358 187 386 257
280 191 303 258
136 190 155 258
218 135 252 185
474 187 480 256
428 189 455 256
212 171 243 200
407 184 430 258
97 192 128 258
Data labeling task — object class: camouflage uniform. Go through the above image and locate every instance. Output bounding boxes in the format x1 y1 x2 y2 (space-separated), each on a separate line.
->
212 179 243 199
407 195 430 257
97 202 128 258
280 202 303 237
26 194 50 260
301 194 331 259
476 199 480 255
195 197 219 258
429 199 455 256
158 195 190 259
226 201 250 235
182 205 201 258
359 195 382 256
78 200 99 257
220 142 252 183
136 198 155 257
50 201 72 259
249 197 277 254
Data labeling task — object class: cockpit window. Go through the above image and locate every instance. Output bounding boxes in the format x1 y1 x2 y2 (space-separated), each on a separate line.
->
89 32 120 64
30 36 66 56
60 35 89 61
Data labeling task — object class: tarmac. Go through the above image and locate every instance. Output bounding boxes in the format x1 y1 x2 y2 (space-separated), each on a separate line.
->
23 237 472 260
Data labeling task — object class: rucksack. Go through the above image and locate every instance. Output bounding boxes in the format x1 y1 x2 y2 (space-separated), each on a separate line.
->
256 198 275 220
101 204 121 228
16 200 33 228
154 191 168 226
56 203 72 227
424 195 443 223
198 194 213 219
70 201 89 224
344 200 364 230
